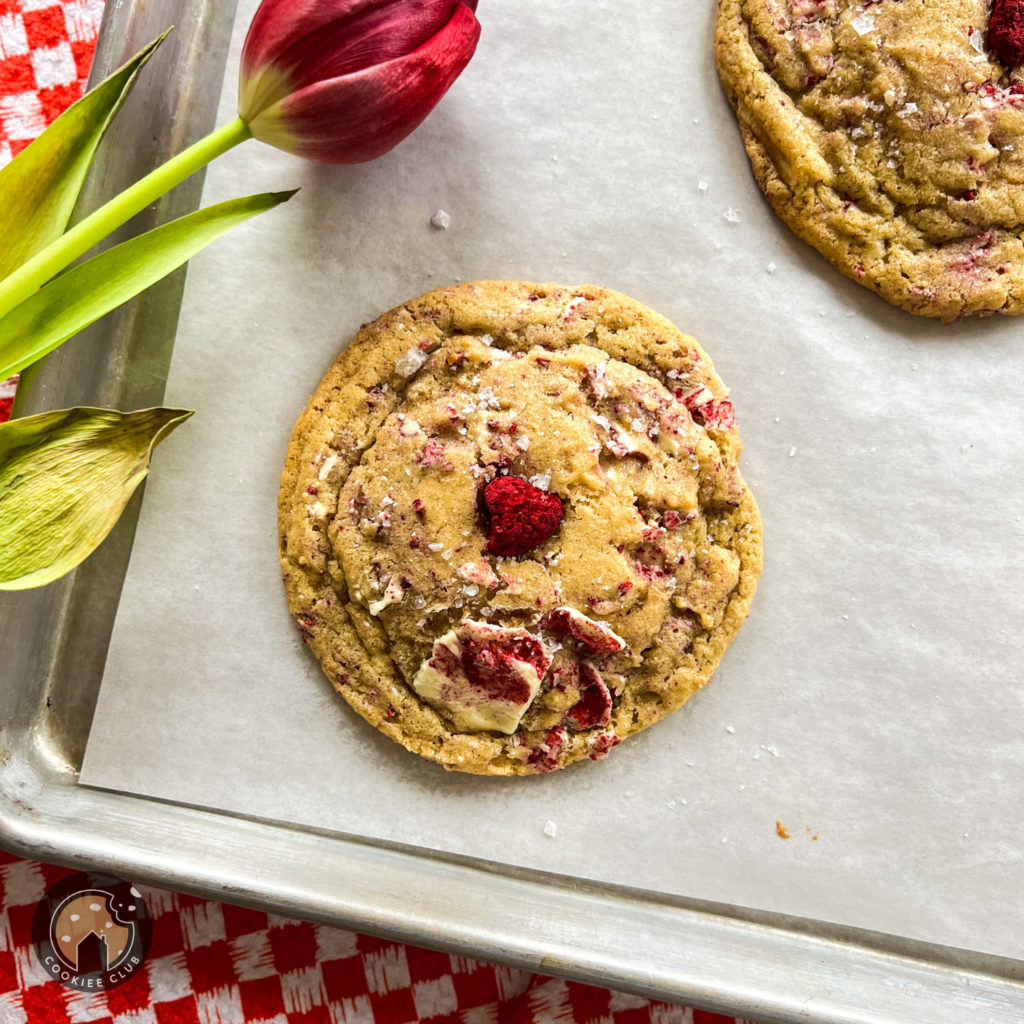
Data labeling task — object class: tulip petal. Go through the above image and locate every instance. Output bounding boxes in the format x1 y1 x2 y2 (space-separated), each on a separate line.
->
247 2 480 164
239 1 479 117
242 0 474 77
0 406 192 590
242 0 388 83
277 1 466 86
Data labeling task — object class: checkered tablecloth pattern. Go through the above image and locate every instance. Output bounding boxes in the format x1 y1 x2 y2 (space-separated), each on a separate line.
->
0 852 760 1024
1 0 105 414
0 0 102 165
0 3 767 1021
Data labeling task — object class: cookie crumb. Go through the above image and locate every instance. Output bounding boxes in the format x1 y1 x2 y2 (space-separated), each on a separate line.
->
543 819 558 838
430 209 452 229
776 820 791 839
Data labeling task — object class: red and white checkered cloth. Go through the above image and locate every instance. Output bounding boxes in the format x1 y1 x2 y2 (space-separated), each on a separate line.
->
0 0 102 164
0 4 767 1022
1 0 105 418
0 852 760 1024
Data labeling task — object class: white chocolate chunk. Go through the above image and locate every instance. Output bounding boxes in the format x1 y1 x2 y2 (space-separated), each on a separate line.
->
369 577 405 616
413 621 551 733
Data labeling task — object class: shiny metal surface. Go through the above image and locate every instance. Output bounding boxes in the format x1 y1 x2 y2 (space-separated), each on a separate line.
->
1 3 1023 1021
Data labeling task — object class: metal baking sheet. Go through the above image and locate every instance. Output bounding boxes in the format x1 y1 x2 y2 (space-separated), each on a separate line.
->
1 1 1023 1021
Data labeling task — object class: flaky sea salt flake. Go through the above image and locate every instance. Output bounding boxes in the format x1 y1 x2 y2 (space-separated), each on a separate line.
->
395 347 428 378
850 12 876 36
723 207 741 224
430 209 452 229
544 820 558 838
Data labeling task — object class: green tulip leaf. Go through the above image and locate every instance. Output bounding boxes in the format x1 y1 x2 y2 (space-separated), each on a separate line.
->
0 189 297 381
0 32 169 282
0 406 192 590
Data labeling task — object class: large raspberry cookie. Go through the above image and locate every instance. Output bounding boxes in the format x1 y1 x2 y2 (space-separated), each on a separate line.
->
715 0 1024 321
278 282 762 775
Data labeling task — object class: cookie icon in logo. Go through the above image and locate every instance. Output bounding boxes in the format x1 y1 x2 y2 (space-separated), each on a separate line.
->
51 889 134 971
33 873 152 991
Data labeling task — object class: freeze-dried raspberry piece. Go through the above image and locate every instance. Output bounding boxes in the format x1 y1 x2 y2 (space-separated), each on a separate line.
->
588 731 621 761
565 663 612 729
461 633 549 704
416 438 453 470
539 606 627 654
483 476 563 556
527 726 568 772
691 399 736 431
990 0 1024 68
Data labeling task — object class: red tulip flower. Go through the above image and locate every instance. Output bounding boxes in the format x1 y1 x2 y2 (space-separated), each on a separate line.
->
238 0 482 164
0 1 484 589
0 1 483 361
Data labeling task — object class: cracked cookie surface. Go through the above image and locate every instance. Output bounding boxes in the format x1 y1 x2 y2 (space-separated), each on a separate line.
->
715 0 1024 321
278 281 762 775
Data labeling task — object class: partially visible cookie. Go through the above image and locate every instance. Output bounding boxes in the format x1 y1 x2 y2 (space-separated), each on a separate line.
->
715 0 1024 321
278 282 762 775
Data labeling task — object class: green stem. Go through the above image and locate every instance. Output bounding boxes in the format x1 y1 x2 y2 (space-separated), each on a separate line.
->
0 116 253 322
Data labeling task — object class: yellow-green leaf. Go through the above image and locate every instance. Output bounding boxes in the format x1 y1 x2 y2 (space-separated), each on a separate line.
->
0 406 191 590
0 33 169 282
0 189 297 381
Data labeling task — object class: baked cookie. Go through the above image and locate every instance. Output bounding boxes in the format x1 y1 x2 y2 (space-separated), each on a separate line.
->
278 282 762 775
715 0 1024 321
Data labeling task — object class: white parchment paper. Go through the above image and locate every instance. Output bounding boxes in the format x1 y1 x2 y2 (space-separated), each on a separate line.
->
81 0 1024 959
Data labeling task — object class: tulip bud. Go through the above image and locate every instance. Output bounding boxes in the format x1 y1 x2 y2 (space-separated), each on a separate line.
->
238 0 481 164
